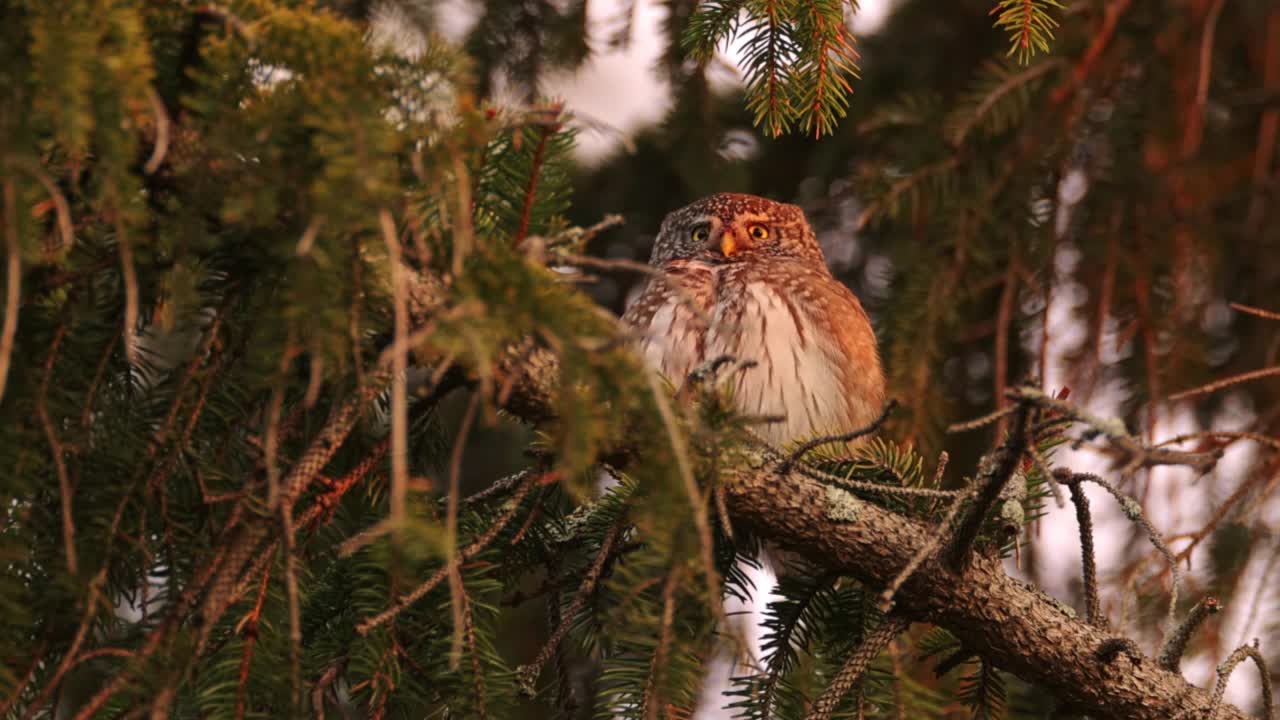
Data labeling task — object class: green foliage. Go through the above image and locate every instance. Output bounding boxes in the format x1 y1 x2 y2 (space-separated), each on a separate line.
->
3 0 1278 719
684 0 860 137
991 0 1063 64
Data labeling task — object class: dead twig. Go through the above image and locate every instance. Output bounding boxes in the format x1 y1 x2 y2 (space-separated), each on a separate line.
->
1168 366 1280 402
1204 642 1273 720
1065 477 1104 627
806 615 909 720
356 472 537 634
779 400 898 475
1157 596 1220 672
515 523 624 695
1008 387 1222 477
946 406 1029 569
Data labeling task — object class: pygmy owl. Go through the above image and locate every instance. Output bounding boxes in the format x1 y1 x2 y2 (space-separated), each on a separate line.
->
622 193 886 450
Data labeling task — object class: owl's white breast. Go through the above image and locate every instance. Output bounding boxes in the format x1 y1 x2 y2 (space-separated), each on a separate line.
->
631 274 855 447
707 281 850 445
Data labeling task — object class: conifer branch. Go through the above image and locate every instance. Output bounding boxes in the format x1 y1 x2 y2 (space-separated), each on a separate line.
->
516 521 624 694
1204 642 1274 720
234 569 271 720
807 615 909 720
37 319 77 575
779 399 898 474
1157 596 1220 672
945 405 1028 569
486 352 1259 719
1064 476 1103 627
356 471 538 634
1167 365 1280 402
0 178 19 403
514 107 563 246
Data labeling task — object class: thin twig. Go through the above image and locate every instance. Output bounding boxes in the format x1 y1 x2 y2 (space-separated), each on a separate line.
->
1008 387 1221 476
311 664 340 720
1065 478 1103 627
642 368 726 629
1027 441 1066 508
6 157 74 254
1230 302 1280 322
142 87 171 175
516 522 624 695
994 256 1018 438
554 251 712 329
356 473 536 634
446 392 481 668
1205 642 1273 720
779 400 898 475
380 208 410 528
513 108 562 246
0 178 19 402
1183 0 1228 156
641 563 684 720
880 485 972 612
806 615 909 720
37 321 76 575
281 503 303 712
947 404 1019 435
1157 596 1220 672
233 569 271 720
1066 471 1181 635
460 577 488 719
116 221 139 364
946 406 1028 569
1237 543 1280 646
1168 366 1280 402
795 464 965 500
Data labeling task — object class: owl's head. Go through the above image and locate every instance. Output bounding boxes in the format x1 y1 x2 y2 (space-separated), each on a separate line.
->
649 193 825 266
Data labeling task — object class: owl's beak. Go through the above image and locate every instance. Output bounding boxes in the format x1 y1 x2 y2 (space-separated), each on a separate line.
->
719 234 738 257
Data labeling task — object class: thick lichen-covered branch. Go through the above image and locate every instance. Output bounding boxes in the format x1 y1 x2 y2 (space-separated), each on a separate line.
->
479 333 1255 720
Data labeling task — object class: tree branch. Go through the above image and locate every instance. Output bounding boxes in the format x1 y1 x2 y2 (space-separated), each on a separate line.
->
478 325 1255 720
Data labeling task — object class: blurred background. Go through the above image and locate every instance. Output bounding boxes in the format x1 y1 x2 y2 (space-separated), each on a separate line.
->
362 0 1280 715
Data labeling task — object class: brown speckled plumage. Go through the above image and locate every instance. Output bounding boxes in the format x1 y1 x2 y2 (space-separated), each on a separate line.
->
622 193 886 448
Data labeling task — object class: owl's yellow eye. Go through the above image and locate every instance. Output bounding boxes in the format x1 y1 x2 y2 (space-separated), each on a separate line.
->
748 224 770 240
691 227 709 242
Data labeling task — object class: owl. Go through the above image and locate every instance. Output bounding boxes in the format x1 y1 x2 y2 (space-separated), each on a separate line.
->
622 193 886 449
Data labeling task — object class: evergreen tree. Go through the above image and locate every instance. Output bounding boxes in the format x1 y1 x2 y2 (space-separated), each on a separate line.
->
1 1 1277 718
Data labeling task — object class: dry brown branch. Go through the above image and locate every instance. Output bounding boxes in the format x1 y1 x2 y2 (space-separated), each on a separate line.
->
37 320 76 575
446 391 481 667
1065 478 1103 627
1157 596 1220 672
356 471 538 634
807 615 909 720
1007 386 1222 476
486 352 1259 719
381 208 410 528
1168 366 1280 402
1204 642 1273 720
142 87 171 175
516 522 624 694
1230 302 1280 322
0 178 19 402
